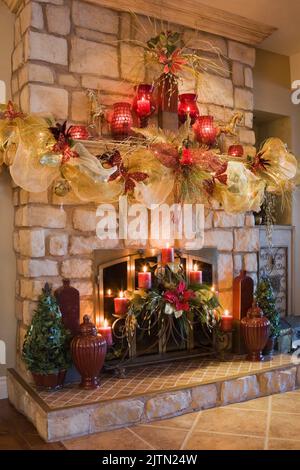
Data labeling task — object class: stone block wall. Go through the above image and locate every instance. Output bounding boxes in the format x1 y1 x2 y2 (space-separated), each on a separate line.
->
9 0 259 380
11 0 255 148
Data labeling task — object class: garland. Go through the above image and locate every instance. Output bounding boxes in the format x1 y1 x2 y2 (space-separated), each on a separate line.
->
0 101 298 213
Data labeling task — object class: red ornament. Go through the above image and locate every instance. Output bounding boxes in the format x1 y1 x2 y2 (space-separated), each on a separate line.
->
228 144 244 157
68 125 89 140
111 102 133 139
180 147 193 165
193 115 217 145
133 84 156 128
241 303 270 362
178 93 199 125
71 315 107 389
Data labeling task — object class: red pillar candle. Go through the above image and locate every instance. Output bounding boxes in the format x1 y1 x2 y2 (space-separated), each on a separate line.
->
114 291 129 316
98 319 113 346
138 266 152 289
161 245 174 265
221 310 233 332
189 264 202 285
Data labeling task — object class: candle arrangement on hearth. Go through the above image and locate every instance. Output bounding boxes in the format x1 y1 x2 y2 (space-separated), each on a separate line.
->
91 246 236 366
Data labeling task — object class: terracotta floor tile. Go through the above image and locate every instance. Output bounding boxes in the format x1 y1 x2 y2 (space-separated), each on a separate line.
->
269 412 300 440
268 438 300 450
143 411 199 430
194 408 267 437
227 396 270 411
63 427 153 450
271 391 300 414
183 432 264 450
130 425 188 450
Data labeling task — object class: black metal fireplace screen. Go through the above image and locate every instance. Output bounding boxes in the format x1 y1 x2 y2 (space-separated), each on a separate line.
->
94 248 218 367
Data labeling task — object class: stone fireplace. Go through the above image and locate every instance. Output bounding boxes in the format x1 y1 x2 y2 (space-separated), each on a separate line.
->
6 0 300 443
9 0 263 381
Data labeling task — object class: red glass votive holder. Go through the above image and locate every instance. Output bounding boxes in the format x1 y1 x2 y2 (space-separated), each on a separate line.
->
178 93 199 125
193 115 218 145
68 125 89 140
111 102 133 139
133 84 156 128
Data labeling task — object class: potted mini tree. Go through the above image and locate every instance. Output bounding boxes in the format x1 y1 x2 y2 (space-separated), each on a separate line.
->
22 283 71 390
255 275 281 355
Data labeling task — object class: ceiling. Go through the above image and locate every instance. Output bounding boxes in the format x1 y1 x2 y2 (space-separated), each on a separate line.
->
199 0 300 56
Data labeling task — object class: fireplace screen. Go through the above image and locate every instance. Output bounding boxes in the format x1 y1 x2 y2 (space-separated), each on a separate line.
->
94 248 217 365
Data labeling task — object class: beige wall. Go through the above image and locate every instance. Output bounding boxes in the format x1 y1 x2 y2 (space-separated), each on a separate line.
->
254 48 300 314
0 0 16 377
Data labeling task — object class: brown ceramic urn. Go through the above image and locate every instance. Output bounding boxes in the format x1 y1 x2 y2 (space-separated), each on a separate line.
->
241 303 270 362
71 315 107 389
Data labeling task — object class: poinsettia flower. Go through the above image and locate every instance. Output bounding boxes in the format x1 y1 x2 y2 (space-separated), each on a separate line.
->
164 281 195 314
252 150 271 173
108 162 148 193
1 101 24 120
158 48 187 75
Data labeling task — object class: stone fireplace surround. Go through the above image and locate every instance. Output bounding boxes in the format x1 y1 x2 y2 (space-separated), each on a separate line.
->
10 0 262 383
6 0 300 443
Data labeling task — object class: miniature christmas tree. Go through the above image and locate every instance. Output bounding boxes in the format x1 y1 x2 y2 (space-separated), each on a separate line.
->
255 275 280 338
22 283 71 374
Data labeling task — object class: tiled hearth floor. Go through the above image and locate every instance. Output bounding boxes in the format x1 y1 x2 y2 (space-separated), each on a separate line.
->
62 389 300 450
2 390 300 450
38 354 293 409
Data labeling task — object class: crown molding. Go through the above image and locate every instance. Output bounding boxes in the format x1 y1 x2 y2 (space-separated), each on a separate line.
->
89 0 276 46
4 0 277 46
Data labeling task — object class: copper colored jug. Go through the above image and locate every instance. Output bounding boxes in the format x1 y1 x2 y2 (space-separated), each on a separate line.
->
241 303 270 362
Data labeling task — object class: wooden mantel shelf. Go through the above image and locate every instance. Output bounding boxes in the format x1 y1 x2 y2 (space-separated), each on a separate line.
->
4 0 276 46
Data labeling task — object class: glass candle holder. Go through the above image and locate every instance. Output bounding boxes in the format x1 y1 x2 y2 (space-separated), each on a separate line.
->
193 115 217 145
68 125 89 140
178 93 199 125
133 84 156 128
111 102 133 139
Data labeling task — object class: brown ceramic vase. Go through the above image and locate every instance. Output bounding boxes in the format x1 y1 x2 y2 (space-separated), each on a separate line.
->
241 303 270 362
71 315 107 389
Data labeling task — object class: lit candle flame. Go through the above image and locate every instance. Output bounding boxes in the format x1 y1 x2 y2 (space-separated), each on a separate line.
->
107 288 112 296
224 309 230 317
193 263 198 271
142 265 147 273
119 290 124 298
211 286 215 292
166 242 170 248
